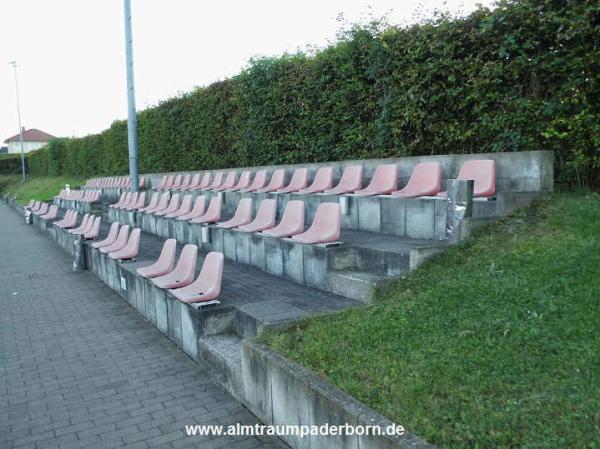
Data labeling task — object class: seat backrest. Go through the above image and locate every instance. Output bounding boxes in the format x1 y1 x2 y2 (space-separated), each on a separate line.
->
204 195 222 217
155 239 177 272
116 192 126 205
172 174 183 189
104 222 120 241
178 195 193 213
252 199 277 226
190 196 206 215
155 192 170 210
278 200 304 229
79 213 90 229
212 172 224 188
266 169 285 190
406 162 442 192
180 174 191 188
222 172 237 188
122 228 141 256
309 167 333 190
165 193 180 211
457 159 496 197
128 192 138 207
164 175 175 189
310 202 340 239
232 198 253 221
284 168 308 190
200 172 211 188
146 192 159 209
249 169 267 190
87 216 101 237
365 164 397 191
159 175 168 189
336 165 363 191
113 225 130 247
235 171 251 189
135 191 146 208
197 252 224 296
189 173 201 188
172 244 198 278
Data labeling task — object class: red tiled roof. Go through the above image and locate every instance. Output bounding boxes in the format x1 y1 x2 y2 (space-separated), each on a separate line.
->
4 128 55 143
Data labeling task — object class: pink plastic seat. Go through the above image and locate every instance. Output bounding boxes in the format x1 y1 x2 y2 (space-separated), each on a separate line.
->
109 228 141 260
41 205 59 220
151 244 198 289
84 216 102 240
166 194 192 218
137 239 177 278
257 169 286 193
157 175 168 190
237 199 277 232
163 175 175 190
177 196 206 221
438 159 496 198
138 192 159 212
214 172 237 191
92 222 119 248
69 214 91 234
292 203 341 244
299 167 333 194
203 172 223 190
325 165 363 195
99 225 130 254
217 198 253 229
241 170 267 192
34 203 49 216
145 192 170 214
57 211 79 229
177 174 192 190
170 174 183 190
53 210 73 227
118 192 136 209
190 196 222 224
392 162 442 197
26 199 35 209
30 201 41 213
185 173 201 190
155 194 180 216
110 192 127 209
278 168 308 193
170 252 224 303
194 173 211 190
354 164 398 196
125 191 146 210
230 171 251 191
262 200 305 238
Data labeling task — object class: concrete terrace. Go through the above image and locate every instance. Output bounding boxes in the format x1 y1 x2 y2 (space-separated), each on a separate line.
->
0 203 286 449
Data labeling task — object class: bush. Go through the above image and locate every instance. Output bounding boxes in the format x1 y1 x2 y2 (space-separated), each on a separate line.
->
17 0 600 188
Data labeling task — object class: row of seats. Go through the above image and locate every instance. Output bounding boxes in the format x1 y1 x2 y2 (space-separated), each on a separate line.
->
53 211 102 240
150 159 496 198
55 189 101 203
136 240 224 304
91 222 140 260
85 176 146 189
27 201 50 217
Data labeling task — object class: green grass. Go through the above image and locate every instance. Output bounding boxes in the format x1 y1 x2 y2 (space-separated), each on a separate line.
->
262 192 600 448
0 175 86 205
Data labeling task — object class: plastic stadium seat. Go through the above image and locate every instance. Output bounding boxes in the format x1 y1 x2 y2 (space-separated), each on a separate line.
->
125 191 146 211
118 192 136 209
190 196 222 224
171 174 183 190
325 165 363 195
257 169 286 193
109 228 141 260
26 199 35 209
57 211 79 229
155 194 180 216
110 192 127 209
217 198 253 229
203 172 223 191
438 159 496 198
230 171 251 191
262 200 305 238
34 203 49 216
69 214 92 234
278 168 308 193
40 205 58 220
214 172 237 191
292 203 341 244
195 173 212 190
99 225 130 254
177 196 206 221
137 239 177 278
186 173 201 190
241 169 267 192
299 167 333 194
237 199 277 232
145 192 170 214
151 244 198 289
92 222 119 248
178 174 192 190
138 192 159 212
166 194 193 218
30 201 41 213
157 175 168 190
84 216 102 240
163 175 175 190
170 252 224 303
53 210 73 227
391 162 442 198
354 164 398 196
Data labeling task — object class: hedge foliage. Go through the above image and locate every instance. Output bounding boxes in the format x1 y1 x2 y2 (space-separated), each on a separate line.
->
13 0 600 187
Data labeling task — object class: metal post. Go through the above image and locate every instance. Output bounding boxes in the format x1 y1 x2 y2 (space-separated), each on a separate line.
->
123 0 139 192
9 61 26 182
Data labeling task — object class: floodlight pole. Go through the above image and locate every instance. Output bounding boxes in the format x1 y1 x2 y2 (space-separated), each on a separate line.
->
9 61 26 182
123 0 139 192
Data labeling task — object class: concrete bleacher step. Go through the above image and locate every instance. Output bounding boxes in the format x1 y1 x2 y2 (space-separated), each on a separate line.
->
327 270 396 303
197 334 244 400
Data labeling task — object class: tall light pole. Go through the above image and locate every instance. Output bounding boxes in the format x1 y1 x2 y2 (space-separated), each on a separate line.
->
123 0 139 192
9 61 26 182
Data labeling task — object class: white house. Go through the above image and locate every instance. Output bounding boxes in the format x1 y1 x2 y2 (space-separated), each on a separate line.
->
3 128 55 154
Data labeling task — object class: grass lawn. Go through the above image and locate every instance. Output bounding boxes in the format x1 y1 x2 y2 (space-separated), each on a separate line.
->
262 192 600 448
0 175 86 205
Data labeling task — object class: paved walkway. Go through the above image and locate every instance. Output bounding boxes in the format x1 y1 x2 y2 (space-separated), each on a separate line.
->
0 203 285 449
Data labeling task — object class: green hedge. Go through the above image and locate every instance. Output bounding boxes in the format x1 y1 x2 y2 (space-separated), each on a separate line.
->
0 154 26 175
15 0 600 187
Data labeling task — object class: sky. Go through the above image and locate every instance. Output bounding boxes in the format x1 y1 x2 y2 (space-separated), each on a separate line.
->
0 0 494 142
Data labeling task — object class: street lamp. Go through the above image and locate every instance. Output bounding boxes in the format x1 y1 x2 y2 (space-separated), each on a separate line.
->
9 61 27 182
123 0 139 192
